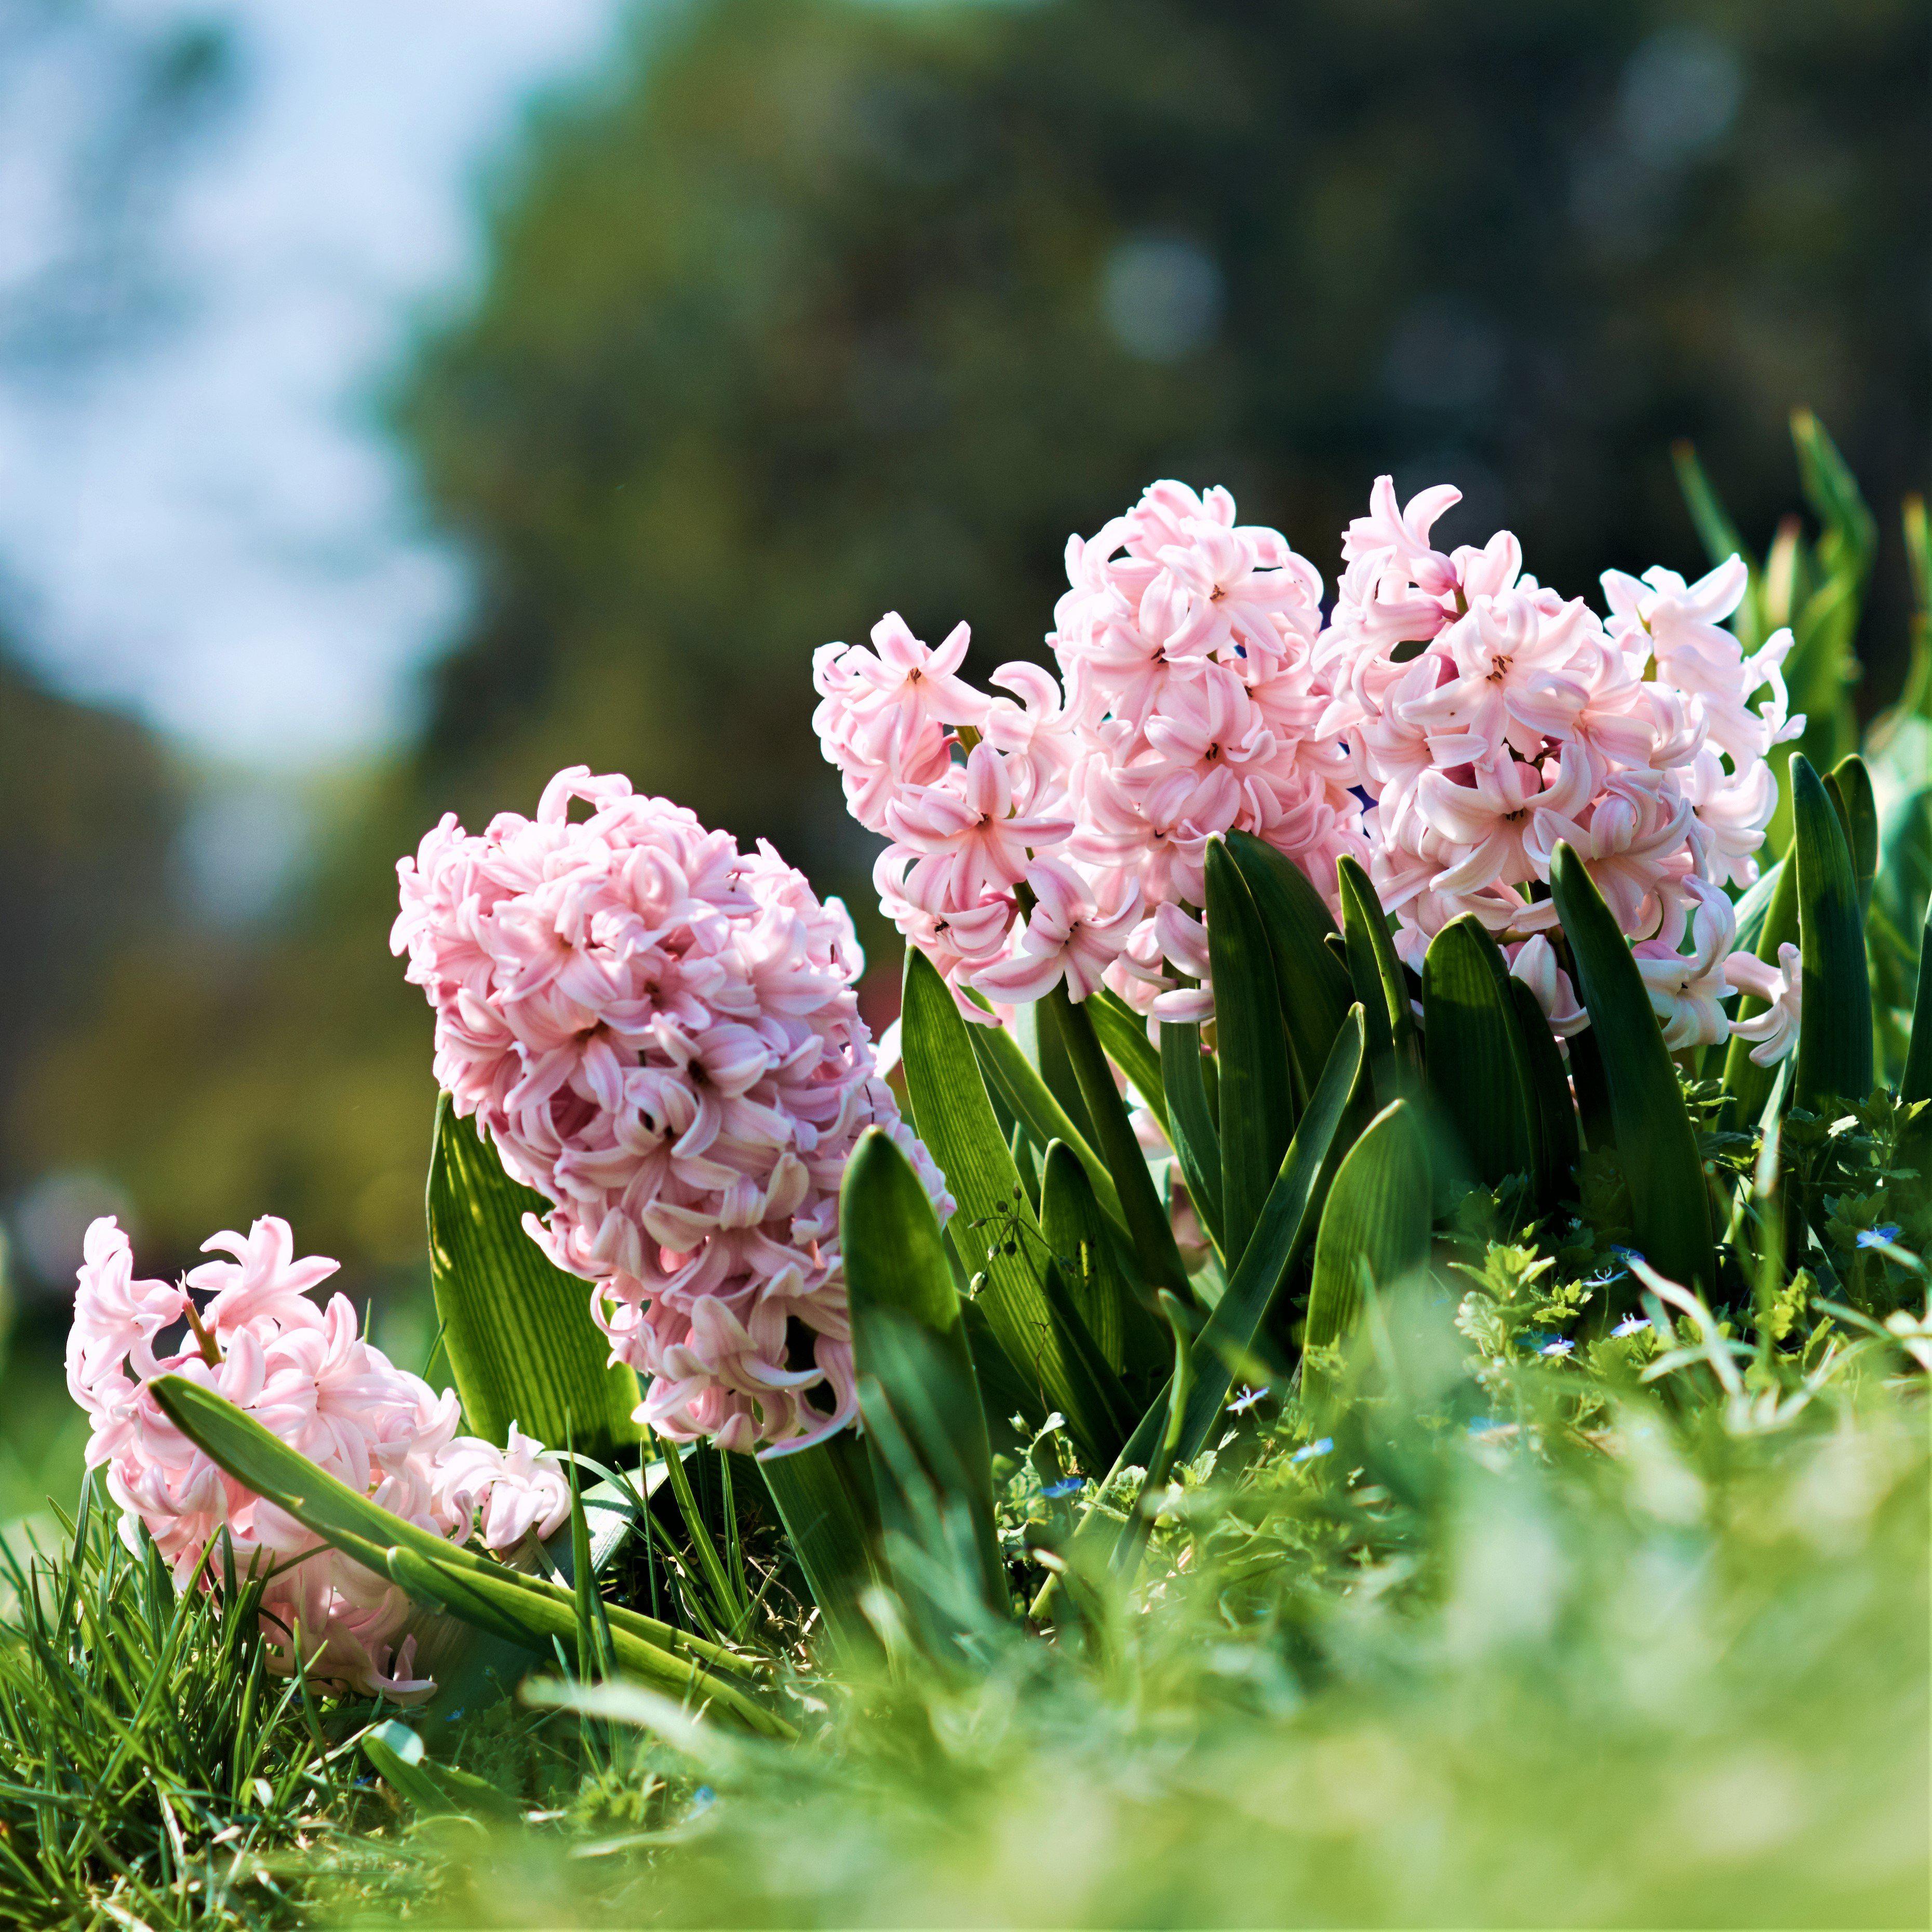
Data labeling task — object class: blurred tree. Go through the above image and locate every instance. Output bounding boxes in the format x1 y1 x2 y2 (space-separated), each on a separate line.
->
12 0 1926 1289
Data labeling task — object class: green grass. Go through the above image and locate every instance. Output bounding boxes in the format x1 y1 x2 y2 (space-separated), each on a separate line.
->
1 1174 1925 1929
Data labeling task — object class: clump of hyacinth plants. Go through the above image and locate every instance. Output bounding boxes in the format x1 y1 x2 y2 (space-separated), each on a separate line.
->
24 417 1924 1932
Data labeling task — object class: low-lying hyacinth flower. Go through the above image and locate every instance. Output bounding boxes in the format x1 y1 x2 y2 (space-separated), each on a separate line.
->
822 473 1803 1055
816 481 1365 1024
67 1215 571 1698
393 767 952 1455
1318 478 1801 1042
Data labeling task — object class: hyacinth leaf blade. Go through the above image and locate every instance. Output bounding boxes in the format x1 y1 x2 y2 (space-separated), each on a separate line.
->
1085 986 1169 1137
1159 1021 1225 1258
1336 856 1418 1109
1225 829 1352 1106
900 947 1123 1458
1039 1139 1170 1391
1008 999 1097 1146
144 1376 787 1733
1034 1008 1365 1613
1823 754 1879 923
1302 1097 1432 1417
379 1545 784 1734
1896 911 1932 1178
1045 984 1192 1302
145 1372 753 1681
841 1125 1007 1625
1178 1002 1366 1448
1791 754 1875 1111
1507 977 1580 1204
1420 917 1539 1197
756 1433 882 1655
1549 842 1715 1291
1204 837 1297 1270
426 1095 640 1458
968 1017 1126 1236
1722 846 1800 1114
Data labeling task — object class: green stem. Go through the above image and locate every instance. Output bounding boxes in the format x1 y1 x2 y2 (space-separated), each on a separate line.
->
1046 983 1190 1300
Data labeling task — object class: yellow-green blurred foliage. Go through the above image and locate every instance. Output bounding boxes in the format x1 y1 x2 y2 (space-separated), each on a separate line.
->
8 0 1926 1290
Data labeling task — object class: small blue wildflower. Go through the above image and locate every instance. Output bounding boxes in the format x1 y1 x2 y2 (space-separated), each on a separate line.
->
1290 1437 1333 1464
1226 1385 1268 1416
1041 1475 1086 1499
1609 1245 1644 1265
1520 1329 1558 1353
1540 1336 1575 1358
693 1785 716 1808
1612 1313 1652 1338
1466 1416 1498 1435
1857 1225 1903 1250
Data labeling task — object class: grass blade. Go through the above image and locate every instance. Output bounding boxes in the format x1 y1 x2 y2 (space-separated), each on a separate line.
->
756 1434 880 1652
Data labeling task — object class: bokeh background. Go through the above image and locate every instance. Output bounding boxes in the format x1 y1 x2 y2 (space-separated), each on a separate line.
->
0 0 1924 1511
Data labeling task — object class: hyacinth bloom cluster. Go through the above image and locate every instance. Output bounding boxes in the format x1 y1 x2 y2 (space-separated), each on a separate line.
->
822 474 1805 1061
393 767 950 1456
814 482 1366 1025
68 1216 571 1697
1319 477 1803 1050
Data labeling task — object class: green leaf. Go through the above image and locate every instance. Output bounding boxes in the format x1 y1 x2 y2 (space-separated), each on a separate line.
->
1176 1004 1365 1457
900 948 1133 1460
756 1433 880 1652
1040 1009 1366 1605
1302 1098 1432 1414
1903 910 1932 1109
1550 843 1715 1289
1420 916 1538 1192
1824 753 1879 922
1085 987 1168 1137
145 1375 786 1734
1336 857 1418 1108
1046 986 1191 1302
842 1127 1005 1615
1226 830 1352 1104
1898 911 1932 1180
1791 754 1875 1109
427 1095 639 1457
1159 1021 1224 1257
1204 837 1296 1268
968 1019 1124 1233
1507 978 1580 1205
1040 1140 1169 1390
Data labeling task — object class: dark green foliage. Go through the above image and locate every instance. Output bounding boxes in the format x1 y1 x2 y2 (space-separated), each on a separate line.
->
841 1127 1007 1634
1204 837 1296 1268
1550 843 1715 1291
1337 856 1418 1108
1421 917 1538 1193
1792 754 1875 1109
1225 829 1351 1104
1302 1098 1431 1412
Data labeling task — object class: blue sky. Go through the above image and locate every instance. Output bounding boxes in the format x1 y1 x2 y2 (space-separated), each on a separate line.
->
0 0 623 772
